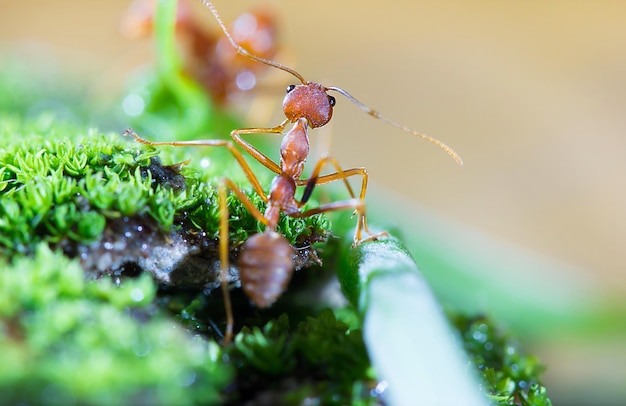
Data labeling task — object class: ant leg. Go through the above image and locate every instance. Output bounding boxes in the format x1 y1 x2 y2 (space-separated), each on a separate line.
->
302 167 373 231
299 157 358 203
221 178 271 227
299 166 370 201
296 156 386 246
229 119 289 175
218 177 271 346
218 181 234 345
124 128 269 201
294 198 387 247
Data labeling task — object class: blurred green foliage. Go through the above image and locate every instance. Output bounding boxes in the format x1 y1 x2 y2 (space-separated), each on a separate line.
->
0 244 231 405
452 315 552 406
226 310 377 405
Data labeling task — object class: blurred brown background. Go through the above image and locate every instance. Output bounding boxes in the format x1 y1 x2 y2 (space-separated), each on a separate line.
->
1 0 625 402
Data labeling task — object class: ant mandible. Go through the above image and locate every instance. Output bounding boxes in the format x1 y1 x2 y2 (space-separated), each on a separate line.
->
126 0 462 344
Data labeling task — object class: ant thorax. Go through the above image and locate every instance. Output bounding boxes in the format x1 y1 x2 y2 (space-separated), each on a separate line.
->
280 118 309 180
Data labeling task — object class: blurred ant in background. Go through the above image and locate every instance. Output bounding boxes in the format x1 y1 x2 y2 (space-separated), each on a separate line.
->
121 0 279 104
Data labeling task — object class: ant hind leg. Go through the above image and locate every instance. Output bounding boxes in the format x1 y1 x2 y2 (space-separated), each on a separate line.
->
297 156 388 246
295 198 387 247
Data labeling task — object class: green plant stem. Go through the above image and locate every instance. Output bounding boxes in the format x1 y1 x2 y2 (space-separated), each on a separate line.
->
340 237 487 406
154 0 215 134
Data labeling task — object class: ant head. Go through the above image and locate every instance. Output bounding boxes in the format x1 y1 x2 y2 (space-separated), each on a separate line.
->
283 82 335 128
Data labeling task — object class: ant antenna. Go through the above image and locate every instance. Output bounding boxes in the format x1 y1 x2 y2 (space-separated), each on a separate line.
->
198 0 462 165
327 86 463 165
198 0 307 85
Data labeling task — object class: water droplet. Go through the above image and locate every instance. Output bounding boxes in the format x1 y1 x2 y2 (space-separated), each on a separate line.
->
472 330 486 343
132 338 151 357
233 13 257 38
178 371 197 387
371 380 388 396
236 70 256 91
122 93 145 117
130 288 145 302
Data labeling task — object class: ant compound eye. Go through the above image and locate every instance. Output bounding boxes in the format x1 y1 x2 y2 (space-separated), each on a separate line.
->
328 95 336 106
286 84 296 93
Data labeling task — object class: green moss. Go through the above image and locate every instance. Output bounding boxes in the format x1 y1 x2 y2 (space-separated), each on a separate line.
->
226 309 378 405
0 114 329 255
0 244 231 405
0 113 338 403
0 243 376 404
453 315 552 406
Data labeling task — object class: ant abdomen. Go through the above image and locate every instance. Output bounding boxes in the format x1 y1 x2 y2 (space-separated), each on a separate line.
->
238 230 295 308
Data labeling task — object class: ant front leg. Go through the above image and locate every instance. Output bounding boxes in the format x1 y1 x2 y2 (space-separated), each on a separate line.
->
228 119 289 175
124 128 269 201
297 156 387 246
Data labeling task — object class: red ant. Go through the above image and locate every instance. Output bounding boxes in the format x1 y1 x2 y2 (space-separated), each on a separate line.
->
126 0 462 344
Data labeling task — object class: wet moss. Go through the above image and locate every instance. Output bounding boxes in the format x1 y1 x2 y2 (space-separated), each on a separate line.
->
452 314 552 405
0 114 330 272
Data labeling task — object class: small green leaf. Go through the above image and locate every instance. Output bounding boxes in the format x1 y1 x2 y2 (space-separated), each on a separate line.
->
76 211 105 240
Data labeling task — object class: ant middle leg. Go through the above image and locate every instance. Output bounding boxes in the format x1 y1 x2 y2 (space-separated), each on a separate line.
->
218 177 298 344
217 180 234 345
217 177 270 345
